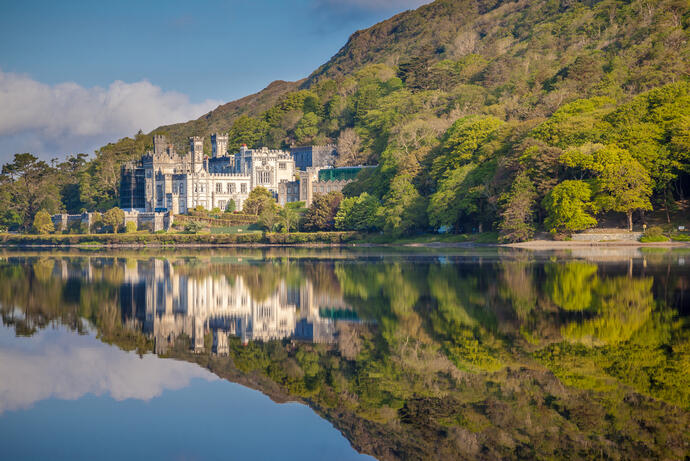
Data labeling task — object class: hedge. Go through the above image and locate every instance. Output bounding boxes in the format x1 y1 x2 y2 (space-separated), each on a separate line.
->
0 231 361 246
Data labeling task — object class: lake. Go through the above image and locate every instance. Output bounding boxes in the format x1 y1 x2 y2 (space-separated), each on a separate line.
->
0 247 688 460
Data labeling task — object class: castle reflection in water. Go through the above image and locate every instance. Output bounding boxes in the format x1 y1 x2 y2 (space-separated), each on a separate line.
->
52 258 354 354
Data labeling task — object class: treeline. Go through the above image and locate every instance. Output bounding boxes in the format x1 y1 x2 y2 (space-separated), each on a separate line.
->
1 0 688 238
0 134 150 231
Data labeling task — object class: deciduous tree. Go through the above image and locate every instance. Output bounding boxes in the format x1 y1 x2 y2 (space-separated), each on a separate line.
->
543 180 597 234
32 210 54 234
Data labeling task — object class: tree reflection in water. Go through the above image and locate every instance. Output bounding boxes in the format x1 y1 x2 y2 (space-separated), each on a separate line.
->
0 249 688 460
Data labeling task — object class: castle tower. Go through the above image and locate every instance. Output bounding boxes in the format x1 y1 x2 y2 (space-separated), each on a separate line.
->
153 134 167 156
189 136 204 173
211 133 228 158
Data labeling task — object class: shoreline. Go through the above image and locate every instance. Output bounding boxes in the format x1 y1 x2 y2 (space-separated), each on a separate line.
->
1 239 690 250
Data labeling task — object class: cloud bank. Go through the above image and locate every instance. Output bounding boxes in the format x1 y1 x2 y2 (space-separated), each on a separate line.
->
0 326 216 414
0 70 221 163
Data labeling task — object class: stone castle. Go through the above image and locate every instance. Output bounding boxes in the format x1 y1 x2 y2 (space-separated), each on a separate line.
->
120 134 364 213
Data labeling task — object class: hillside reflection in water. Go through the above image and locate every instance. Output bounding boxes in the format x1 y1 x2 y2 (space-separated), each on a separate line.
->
0 248 688 460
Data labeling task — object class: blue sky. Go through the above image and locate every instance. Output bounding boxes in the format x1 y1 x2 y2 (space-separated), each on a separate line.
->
0 0 429 162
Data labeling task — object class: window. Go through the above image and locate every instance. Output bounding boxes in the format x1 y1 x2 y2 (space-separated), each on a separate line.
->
241 183 247 193
216 183 222 193
173 184 178 194
279 162 286 170
219 200 226 210
194 185 198 193
227 183 235 194
179 184 184 194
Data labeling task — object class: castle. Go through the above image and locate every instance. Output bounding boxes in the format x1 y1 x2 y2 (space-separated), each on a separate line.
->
120 134 295 213
120 134 368 213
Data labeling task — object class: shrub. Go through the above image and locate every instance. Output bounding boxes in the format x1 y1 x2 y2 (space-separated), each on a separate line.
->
32 210 54 234
640 226 669 242
125 221 138 233
645 226 664 237
184 221 203 233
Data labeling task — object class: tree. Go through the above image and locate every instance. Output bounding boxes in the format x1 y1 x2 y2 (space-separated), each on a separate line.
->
378 174 426 236
1 153 59 230
279 202 304 233
226 199 236 213
499 171 536 243
184 221 202 233
302 192 342 231
543 180 597 234
242 187 275 215
101 207 125 233
294 112 320 144
32 210 54 234
336 128 362 167
592 146 652 231
259 206 280 232
125 221 138 233
228 116 269 151
431 116 503 180
335 193 380 231
90 212 103 233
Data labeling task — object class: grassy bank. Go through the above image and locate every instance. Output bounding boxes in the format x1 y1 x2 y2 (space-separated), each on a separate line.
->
0 231 502 247
0 231 361 246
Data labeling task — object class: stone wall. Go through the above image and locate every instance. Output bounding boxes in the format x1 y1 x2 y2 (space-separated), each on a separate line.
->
52 211 173 233
571 231 642 241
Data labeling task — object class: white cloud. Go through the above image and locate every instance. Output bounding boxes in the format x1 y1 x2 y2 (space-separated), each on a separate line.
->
0 326 216 414
0 69 222 163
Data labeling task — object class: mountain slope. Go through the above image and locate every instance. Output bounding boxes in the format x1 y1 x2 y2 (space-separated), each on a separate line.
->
154 79 303 151
2 0 688 231
149 0 689 151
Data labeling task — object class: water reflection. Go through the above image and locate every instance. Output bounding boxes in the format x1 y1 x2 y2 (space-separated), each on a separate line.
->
112 258 351 353
0 249 689 461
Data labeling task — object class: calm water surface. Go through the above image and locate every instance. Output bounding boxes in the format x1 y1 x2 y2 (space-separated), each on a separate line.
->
0 247 688 460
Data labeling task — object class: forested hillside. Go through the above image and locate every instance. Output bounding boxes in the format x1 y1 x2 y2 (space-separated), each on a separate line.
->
1 0 688 238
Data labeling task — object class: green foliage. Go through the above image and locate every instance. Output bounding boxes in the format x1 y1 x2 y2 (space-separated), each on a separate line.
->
377 175 426 236
294 112 320 144
640 226 670 242
431 116 503 180
543 180 597 234
184 221 203 234
498 171 536 243
32 210 54 234
101 207 125 233
302 192 343 232
125 221 137 233
3 0 690 240
334 193 380 231
226 199 236 213
227 115 269 151
242 186 275 215
258 206 280 232
279 202 305 233
591 146 652 230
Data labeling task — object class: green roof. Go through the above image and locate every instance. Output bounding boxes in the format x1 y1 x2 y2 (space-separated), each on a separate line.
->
317 167 363 182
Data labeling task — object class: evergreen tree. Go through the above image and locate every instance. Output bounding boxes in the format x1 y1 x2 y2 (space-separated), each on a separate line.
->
499 171 536 243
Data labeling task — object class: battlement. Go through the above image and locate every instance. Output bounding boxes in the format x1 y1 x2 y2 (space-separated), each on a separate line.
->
208 173 251 178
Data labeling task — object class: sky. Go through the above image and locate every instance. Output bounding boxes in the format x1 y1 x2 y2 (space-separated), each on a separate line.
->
0 0 430 164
